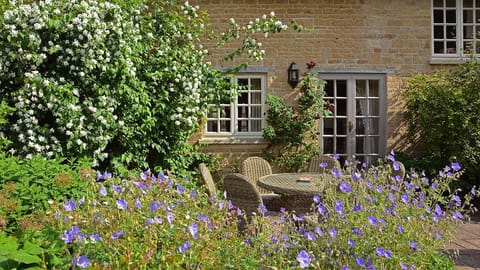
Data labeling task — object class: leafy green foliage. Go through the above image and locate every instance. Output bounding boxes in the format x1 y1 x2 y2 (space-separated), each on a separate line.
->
263 62 332 172
0 102 14 151
0 0 294 173
403 60 480 187
0 232 44 270
0 153 91 233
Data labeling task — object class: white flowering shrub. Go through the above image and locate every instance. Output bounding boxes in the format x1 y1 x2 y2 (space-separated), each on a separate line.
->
0 0 290 171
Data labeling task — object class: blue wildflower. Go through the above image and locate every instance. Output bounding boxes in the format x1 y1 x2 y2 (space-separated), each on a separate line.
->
74 255 90 269
116 199 127 210
328 228 337 238
135 199 142 209
451 162 461 171
348 238 355 247
189 223 198 239
368 216 377 226
410 240 418 251
401 194 410 204
178 241 191 253
356 257 365 267
111 230 124 240
313 195 321 204
296 250 311 269
452 211 463 221
315 226 323 236
335 200 344 215
339 181 352 193
353 204 363 212
320 161 328 168
304 231 316 240
99 186 107 196
353 227 363 236
112 185 121 194
63 200 76 212
150 201 159 211
177 185 185 194
398 224 404 233
89 233 102 242
167 211 174 224
96 171 112 181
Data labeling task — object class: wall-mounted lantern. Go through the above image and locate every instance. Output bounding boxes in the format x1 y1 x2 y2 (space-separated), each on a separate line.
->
287 62 299 89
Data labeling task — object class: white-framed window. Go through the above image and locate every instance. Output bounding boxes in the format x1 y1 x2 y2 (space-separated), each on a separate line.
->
205 74 266 138
432 0 480 58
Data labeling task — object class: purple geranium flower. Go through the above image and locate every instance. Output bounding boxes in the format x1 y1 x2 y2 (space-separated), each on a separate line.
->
135 199 142 209
116 198 127 210
368 216 377 226
63 200 76 212
328 228 337 238
356 257 365 267
189 223 198 239
99 186 107 196
348 238 355 247
339 181 352 193
73 255 90 269
112 230 125 240
452 211 464 221
178 241 191 253
451 162 461 171
296 250 311 269
335 200 344 215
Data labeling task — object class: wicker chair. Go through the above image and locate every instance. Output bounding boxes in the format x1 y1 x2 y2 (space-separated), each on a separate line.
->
222 173 273 217
307 154 341 174
198 163 216 197
241 156 282 210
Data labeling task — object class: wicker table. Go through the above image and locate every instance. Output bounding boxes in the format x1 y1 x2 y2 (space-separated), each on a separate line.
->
258 173 326 196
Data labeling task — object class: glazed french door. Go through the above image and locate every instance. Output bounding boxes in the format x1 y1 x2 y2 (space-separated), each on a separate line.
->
319 74 387 166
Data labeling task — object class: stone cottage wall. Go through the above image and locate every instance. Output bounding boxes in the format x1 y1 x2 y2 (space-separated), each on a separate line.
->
190 0 457 172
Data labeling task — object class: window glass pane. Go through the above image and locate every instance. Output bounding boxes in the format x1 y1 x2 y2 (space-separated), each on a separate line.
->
207 120 217 132
446 10 456 23
446 0 456 8
465 0 474 8
356 137 365 154
464 25 474 39
251 106 261 118
220 120 230 132
237 78 248 87
446 41 456 53
336 99 347 116
356 80 367 97
337 118 347 135
464 41 474 52
323 118 334 135
250 78 261 90
337 80 347 97
433 0 443 8
251 92 261 104
238 119 248 132
464 10 474 23
221 106 231 118
434 10 444 23
369 80 379 97
434 41 445 53
250 120 261 132
324 80 334 97
446 25 456 38
476 0 480 7
434 25 444 39
238 106 248 118
476 10 480 21
238 92 248 104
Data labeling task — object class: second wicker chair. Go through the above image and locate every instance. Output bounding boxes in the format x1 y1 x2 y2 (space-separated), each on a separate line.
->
307 154 341 174
241 156 282 210
198 163 217 198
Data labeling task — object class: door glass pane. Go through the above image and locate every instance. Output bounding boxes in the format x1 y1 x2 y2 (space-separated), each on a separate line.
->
323 137 334 153
356 118 366 135
369 80 379 97
238 119 248 132
369 100 379 116
446 41 456 53
465 0 474 8
238 106 248 118
324 80 334 97
336 137 347 154
356 80 367 97
324 118 334 135
250 78 261 90
337 118 347 135
337 80 347 97
446 10 456 23
337 99 347 116
356 99 368 116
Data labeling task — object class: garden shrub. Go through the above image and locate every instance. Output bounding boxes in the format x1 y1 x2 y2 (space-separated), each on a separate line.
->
47 153 478 269
263 61 332 172
0 0 293 173
0 101 14 151
403 60 480 188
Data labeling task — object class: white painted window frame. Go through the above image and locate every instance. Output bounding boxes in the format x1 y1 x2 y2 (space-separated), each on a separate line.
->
204 74 266 139
431 0 480 63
